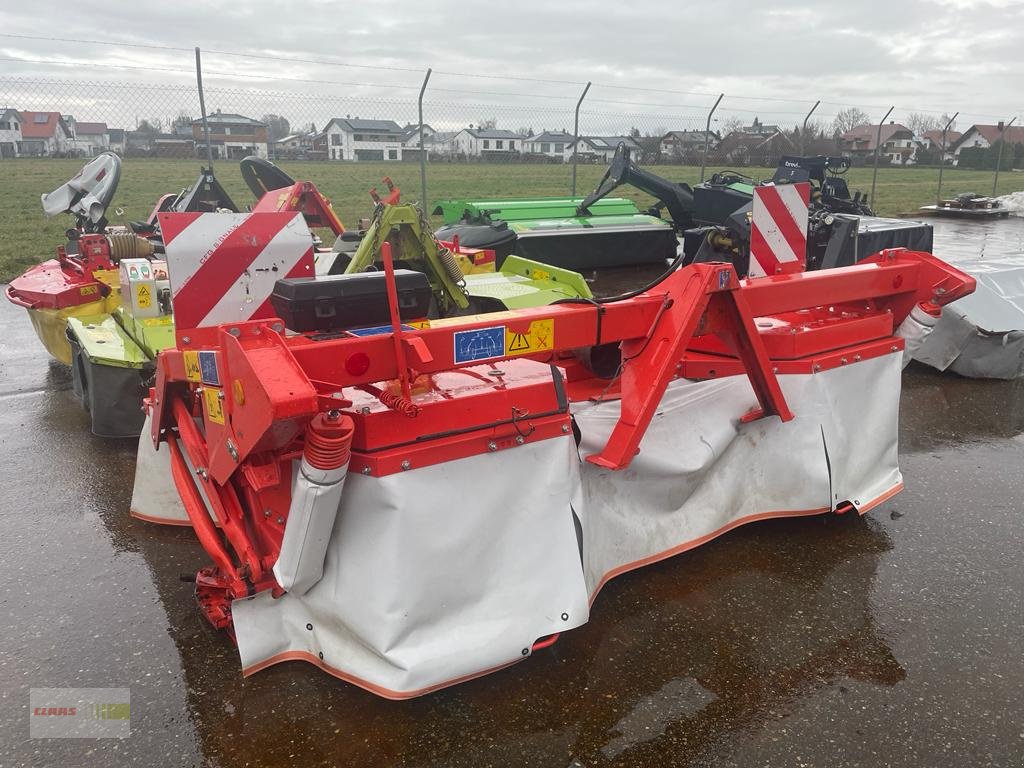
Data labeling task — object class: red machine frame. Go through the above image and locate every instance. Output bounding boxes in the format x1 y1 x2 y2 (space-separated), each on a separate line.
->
146 248 973 629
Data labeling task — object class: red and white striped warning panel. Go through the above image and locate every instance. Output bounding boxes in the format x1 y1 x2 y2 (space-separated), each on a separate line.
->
159 212 314 331
748 182 810 278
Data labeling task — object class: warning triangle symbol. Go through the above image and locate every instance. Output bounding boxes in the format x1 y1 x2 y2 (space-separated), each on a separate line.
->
509 333 530 352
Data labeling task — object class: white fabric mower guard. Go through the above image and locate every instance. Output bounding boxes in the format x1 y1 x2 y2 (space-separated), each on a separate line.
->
135 352 903 698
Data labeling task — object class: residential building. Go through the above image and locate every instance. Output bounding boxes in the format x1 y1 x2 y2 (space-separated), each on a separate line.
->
840 122 918 165
401 123 436 147
274 134 309 152
742 117 780 136
323 118 406 161
401 126 456 159
0 108 22 158
450 128 524 158
108 128 126 155
920 129 962 163
311 131 328 160
659 130 718 161
18 111 72 156
950 124 1024 165
715 129 795 166
191 112 269 160
153 133 196 158
569 136 643 163
270 133 319 159
124 130 194 157
72 122 110 155
523 131 574 160
424 131 456 156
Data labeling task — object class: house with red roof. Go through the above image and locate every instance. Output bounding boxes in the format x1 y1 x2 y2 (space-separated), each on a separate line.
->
950 124 1024 166
840 122 918 165
18 111 72 156
71 121 110 155
921 129 962 164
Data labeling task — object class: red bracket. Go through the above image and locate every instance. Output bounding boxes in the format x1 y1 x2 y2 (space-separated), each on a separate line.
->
587 264 792 470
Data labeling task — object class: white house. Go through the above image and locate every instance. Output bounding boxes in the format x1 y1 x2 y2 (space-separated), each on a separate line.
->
523 131 574 160
401 125 457 157
0 108 22 158
841 123 919 165
450 128 524 158
569 136 642 162
324 118 406 161
949 124 1024 165
18 111 72 156
660 130 718 159
401 123 436 147
191 113 269 160
424 131 456 156
71 122 110 156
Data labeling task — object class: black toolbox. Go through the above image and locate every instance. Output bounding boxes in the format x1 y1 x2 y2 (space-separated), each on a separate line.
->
270 271 432 333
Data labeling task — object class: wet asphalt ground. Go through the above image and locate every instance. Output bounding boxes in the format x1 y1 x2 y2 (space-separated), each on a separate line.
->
1 218 1023 767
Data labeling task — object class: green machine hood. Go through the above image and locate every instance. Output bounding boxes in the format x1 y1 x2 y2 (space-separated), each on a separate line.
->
432 196 644 224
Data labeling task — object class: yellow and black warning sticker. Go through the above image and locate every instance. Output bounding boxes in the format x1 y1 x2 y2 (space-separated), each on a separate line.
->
183 350 202 382
79 284 99 297
136 284 152 308
203 387 225 425
505 319 554 357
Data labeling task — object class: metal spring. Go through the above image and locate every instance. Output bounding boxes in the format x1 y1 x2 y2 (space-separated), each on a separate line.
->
304 412 354 470
436 246 466 286
377 389 420 418
359 383 420 418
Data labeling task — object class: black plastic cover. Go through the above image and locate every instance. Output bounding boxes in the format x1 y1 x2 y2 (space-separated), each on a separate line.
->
434 222 519 262
270 270 432 332
692 185 751 227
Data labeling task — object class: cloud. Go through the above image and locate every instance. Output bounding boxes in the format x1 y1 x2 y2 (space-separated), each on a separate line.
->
0 0 1020 132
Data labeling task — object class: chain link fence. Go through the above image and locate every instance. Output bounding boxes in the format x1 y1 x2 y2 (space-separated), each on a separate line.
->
1 40 1022 213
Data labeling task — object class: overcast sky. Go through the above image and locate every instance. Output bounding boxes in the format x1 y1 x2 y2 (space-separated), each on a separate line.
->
1 0 1021 133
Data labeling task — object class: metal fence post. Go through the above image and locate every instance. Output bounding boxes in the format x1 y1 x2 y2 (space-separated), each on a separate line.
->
418 68 432 210
870 106 894 208
700 94 724 183
800 100 820 155
936 111 958 203
570 81 591 196
194 47 215 170
992 116 1016 196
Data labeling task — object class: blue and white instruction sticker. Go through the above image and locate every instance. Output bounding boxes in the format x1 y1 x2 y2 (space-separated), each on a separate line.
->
198 350 220 386
454 326 506 364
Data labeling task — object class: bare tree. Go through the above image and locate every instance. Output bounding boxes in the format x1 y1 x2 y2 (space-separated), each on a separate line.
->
905 112 943 136
261 114 291 142
477 117 497 130
171 112 194 135
720 116 744 136
135 118 162 134
831 107 870 135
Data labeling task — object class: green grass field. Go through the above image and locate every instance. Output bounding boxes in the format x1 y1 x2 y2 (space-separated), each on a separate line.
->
2 158 1022 282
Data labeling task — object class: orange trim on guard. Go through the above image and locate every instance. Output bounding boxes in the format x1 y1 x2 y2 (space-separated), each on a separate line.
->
855 481 904 515
242 651 525 701
587 505 830 605
129 509 193 527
